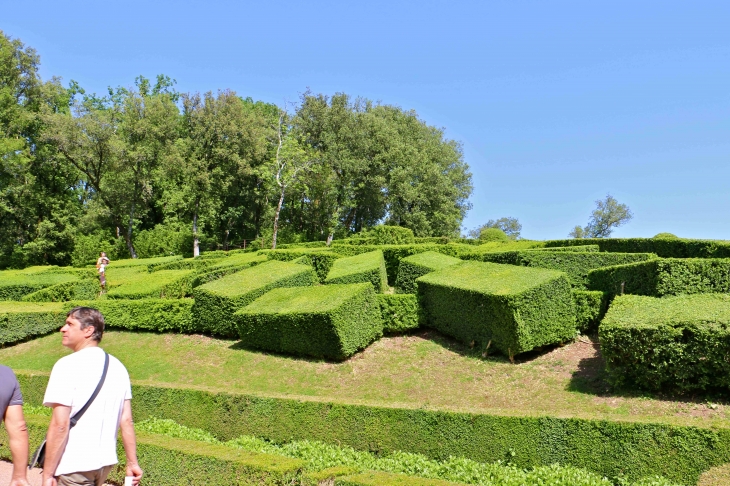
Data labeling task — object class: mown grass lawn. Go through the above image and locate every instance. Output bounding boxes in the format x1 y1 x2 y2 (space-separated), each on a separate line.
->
2 329 729 429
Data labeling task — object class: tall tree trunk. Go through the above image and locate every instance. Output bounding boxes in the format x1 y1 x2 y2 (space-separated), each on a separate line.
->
126 198 138 259
272 188 285 250
192 198 200 258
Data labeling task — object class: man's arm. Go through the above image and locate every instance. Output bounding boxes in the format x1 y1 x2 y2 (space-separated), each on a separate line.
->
119 399 143 485
42 404 71 485
4 404 29 486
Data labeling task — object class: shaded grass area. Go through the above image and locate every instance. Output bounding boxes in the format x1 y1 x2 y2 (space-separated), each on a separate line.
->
2 330 730 429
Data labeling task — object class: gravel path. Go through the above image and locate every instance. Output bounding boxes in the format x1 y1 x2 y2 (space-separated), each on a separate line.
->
0 461 42 485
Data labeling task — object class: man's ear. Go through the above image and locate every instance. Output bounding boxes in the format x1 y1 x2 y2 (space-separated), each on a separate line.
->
82 325 95 339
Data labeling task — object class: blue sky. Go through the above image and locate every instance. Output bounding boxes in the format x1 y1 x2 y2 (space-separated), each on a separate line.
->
3 0 729 239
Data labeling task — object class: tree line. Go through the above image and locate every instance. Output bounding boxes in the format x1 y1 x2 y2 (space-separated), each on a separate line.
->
0 31 473 268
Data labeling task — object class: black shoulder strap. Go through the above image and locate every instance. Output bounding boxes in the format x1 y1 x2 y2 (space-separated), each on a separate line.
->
69 352 109 428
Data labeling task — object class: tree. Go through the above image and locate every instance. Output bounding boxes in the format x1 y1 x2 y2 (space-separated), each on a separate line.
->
569 195 633 238
468 217 521 240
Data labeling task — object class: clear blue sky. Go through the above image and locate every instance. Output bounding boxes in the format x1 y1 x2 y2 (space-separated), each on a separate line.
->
4 0 729 240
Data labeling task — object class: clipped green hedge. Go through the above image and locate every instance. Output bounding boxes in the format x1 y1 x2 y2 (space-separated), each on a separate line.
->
192 253 269 286
329 244 445 286
587 258 730 297
377 294 420 333
236 283 383 360
21 278 99 302
15 375 728 485
600 294 730 393
65 299 195 333
325 251 388 293
395 251 462 294
417 262 576 357
110 255 183 268
261 249 342 282
192 260 319 337
525 245 600 253
105 270 196 300
0 302 64 345
572 290 609 333
358 225 416 245
0 271 78 301
464 251 656 288
545 238 730 258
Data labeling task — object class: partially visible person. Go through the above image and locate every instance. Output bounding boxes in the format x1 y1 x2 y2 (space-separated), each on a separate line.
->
0 365 30 486
41 307 142 486
95 252 110 294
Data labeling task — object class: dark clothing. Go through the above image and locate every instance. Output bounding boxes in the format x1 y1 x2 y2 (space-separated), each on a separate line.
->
0 365 23 419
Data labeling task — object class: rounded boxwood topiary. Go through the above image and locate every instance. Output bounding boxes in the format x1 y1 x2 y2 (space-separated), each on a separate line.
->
478 227 509 243
653 232 678 239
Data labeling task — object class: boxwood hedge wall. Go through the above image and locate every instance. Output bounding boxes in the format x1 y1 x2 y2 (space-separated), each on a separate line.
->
600 294 730 393
587 258 730 297
417 262 576 356
65 299 195 334
572 290 609 333
325 251 388 293
14 375 729 485
236 283 383 360
395 251 462 294
0 271 79 301
260 249 341 282
21 278 99 302
105 270 196 300
0 302 65 345
545 238 730 258
376 294 420 333
192 260 319 337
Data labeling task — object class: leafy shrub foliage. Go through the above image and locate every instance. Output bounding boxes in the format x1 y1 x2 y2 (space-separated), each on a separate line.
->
469 251 656 288
15 374 718 484
417 261 576 356
358 225 416 245
653 233 678 239
262 249 341 282
572 290 609 333
587 258 730 297
105 270 196 300
0 302 65 344
192 260 319 337
325 251 388 293
377 294 420 333
66 299 195 333
21 278 99 302
0 270 79 301
478 228 509 243
395 251 462 294
600 294 730 393
545 238 730 258
110 255 183 269
236 283 383 360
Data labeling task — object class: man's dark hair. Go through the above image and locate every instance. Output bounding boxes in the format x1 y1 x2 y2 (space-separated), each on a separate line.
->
67 307 105 342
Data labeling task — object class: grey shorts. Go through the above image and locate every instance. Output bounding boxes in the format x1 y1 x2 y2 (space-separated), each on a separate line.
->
56 465 113 486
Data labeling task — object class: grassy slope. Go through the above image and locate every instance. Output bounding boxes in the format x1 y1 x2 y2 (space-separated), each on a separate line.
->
3 330 729 430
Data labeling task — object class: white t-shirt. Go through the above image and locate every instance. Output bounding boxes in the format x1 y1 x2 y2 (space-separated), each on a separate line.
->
43 346 132 476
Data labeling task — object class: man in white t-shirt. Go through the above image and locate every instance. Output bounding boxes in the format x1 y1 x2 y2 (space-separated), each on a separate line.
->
42 307 143 486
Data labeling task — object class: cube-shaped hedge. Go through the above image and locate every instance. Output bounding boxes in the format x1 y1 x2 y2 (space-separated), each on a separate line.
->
106 270 196 300
324 250 388 293
0 270 79 301
193 260 319 337
67 299 195 334
394 251 462 294
417 261 576 356
0 302 65 345
600 294 730 393
235 283 383 360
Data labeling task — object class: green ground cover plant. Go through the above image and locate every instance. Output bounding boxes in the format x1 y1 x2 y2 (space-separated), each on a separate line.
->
600 294 730 393
105 269 196 299
0 271 78 301
192 260 319 337
395 251 463 294
235 283 383 360
465 251 656 288
0 301 64 344
377 294 420 333
65 298 195 333
587 258 730 296
417 261 576 357
545 238 730 259
325 250 388 293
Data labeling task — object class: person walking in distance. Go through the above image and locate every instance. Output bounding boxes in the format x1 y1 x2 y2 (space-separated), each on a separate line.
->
0 365 30 486
95 252 110 294
41 307 143 486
